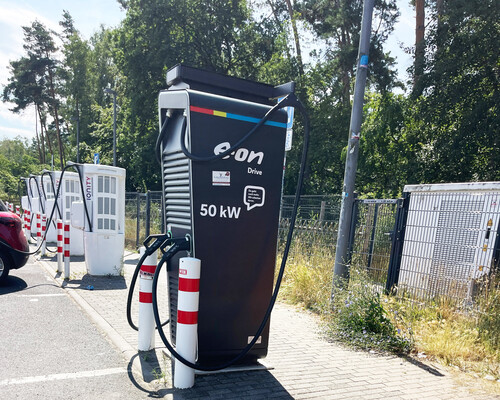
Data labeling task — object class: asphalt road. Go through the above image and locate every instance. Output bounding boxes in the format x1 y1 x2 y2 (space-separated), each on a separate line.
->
0 259 150 400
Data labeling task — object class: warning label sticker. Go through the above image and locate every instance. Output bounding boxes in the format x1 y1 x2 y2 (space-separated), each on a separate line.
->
212 171 230 186
140 270 154 280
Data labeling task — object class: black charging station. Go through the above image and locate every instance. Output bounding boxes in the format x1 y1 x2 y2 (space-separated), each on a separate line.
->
158 65 294 364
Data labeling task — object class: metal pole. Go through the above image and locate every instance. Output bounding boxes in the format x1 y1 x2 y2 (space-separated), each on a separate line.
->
145 190 151 238
104 88 117 166
366 203 379 271
332 0 375 289
76 116 80 163
136 192 140 248
113 92 117 166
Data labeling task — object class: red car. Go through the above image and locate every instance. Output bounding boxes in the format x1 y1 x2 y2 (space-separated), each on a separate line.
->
0 200 29 284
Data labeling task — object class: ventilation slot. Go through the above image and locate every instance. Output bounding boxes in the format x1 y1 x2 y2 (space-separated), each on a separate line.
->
163 150 191 230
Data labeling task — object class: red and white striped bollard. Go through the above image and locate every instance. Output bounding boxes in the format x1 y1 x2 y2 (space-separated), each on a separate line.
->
138 247 158 351
25 210 31 239
64 221 70 279
57 219 63 273
15 205 20 217
40 214 47 256
23 210 27 235
36 212 41 248
174 257 201 389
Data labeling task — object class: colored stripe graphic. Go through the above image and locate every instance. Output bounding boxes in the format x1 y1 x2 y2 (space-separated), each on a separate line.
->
190 105 286 128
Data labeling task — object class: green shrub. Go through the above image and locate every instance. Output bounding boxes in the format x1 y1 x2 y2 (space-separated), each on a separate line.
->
329 282 412 353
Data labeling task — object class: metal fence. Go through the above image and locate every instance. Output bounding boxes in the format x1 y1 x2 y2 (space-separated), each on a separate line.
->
124 191 499 306
125 191 163 248
278 195 341 272
395 191 500 305
348 199 399 292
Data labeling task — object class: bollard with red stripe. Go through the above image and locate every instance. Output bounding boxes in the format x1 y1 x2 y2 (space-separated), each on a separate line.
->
36 212 41 248
40 214 47 256
56 219 63 273
15 205 20 217
138 247 158 351
63 221 70 279
174 257 201 389
23 210 27 235
25 210 31 239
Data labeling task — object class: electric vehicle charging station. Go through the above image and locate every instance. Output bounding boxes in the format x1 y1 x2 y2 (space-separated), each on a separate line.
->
71 163 126 275
42 170 85 255
155 65 302 367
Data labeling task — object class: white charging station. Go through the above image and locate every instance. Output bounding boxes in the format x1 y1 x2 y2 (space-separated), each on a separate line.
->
71 164 126 275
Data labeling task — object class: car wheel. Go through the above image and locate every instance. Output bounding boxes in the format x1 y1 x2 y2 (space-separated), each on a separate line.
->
0 253 10 284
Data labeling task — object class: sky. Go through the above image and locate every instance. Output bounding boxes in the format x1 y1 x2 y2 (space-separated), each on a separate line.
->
0 0 414 142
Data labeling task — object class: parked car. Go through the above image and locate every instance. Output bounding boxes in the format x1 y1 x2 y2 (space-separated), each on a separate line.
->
0 200 29 283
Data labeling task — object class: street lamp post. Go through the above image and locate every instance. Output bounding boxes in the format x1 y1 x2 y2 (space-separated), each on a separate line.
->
104 88 117 166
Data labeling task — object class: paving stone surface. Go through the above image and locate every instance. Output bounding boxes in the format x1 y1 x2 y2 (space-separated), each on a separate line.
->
37 252 499 399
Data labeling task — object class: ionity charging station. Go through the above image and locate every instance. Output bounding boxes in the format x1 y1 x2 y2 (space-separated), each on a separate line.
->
71 164 126 275
128 64 309 386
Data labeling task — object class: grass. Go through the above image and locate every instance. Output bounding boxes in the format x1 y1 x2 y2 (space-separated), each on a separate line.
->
277 238 500 381
393 277 500 379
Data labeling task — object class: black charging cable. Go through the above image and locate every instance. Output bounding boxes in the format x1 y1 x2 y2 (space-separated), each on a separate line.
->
38 171 64 254
1 163 93 256
179 93 299 163
126 233 182 331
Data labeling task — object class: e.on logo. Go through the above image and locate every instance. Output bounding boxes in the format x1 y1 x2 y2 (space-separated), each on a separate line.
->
213 142 264 165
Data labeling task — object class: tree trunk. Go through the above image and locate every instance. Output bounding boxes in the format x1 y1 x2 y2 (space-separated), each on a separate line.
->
340 28 351 105
265 1 293 61
34 105 42 163
37 107 53 161
436 0 445 52
46 62 64 169
36 105 46 164
414 0 425 96
284 0 304 76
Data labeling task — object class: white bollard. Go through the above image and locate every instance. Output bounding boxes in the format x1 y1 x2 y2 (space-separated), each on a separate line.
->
36 212 41 248
57 219 63 273
41 214 47 256
174 257 201 389
15 205 20 217
25 210 31 239
138 247 158 351
23 210 27 235
64 221 70 279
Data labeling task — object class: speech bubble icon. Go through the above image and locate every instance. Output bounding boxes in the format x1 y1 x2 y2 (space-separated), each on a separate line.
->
244 186 266 211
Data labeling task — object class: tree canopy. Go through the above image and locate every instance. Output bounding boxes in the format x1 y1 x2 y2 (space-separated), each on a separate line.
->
1 0 498 198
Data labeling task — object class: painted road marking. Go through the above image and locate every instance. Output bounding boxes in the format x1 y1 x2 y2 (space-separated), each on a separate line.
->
0 367 127 386
17 294 66 297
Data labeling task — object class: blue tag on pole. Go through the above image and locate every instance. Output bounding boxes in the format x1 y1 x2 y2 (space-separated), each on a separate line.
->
94 153 100 164
360 55 369 68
